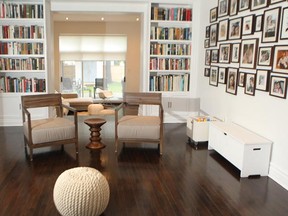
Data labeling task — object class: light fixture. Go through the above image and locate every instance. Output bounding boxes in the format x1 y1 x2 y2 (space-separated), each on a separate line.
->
136 17 139 21
101 17 104 21
65 17 69 20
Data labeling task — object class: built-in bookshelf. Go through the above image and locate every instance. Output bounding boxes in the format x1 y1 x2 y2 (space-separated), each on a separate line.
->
0 0 46 93
0 0 47 126
149 3 192 92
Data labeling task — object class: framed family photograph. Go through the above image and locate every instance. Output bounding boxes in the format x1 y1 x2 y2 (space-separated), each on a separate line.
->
239 0 250 12
269 76 287 99
270 0 285 5
254 15 263 32
272 45 288 74
210 7 218 23
280 7 288 40
218 19 229 41
204 68 210 77
244 73 256 96
258 46 273 66
238 72 246 87
219 43 231 63
226 67 238 95
211 49 219 63
205 49 211 66
251 0 268 11
242 15 254 35
209 66 219 87
204 39 210 48
218 67 227 84
229 17 242 40
256 70 270 91
231 43 241 63
230 0 238 16
206 26 210 38
240 38 259 69
262 7 281 43
218 0 229 18
210 24 218 47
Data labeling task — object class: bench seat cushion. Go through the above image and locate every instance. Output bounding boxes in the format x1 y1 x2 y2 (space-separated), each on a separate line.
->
23 117 75 144
117 115 160 140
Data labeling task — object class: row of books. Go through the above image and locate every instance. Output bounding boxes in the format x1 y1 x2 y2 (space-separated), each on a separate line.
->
149 74 190 92
151 6 192 21
150 26 191 41
150 57 190 71
0 2 43 19
0 76 46 93
0 25 44 39
0 42 44 55
150 43 191 56
0 57 45 70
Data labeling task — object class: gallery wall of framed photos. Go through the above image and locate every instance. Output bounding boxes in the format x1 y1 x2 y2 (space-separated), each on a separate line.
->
204 0 288 99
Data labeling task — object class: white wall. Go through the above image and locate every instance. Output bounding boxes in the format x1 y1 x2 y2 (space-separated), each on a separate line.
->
198 0 288 190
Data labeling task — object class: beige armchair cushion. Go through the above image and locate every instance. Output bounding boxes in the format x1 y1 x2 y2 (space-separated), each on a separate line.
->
23 117 75 144
117 115 160 140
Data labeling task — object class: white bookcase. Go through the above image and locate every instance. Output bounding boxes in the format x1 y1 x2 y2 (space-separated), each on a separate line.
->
0 0 48 126
148 2 194 123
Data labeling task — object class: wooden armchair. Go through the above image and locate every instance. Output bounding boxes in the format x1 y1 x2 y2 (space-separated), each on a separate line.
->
21 93 78 161
115 92 163 155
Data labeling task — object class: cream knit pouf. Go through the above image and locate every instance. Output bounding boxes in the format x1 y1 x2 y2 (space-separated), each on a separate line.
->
53 167 110 216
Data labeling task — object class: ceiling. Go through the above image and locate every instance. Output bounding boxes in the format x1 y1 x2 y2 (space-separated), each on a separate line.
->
52 12 141 22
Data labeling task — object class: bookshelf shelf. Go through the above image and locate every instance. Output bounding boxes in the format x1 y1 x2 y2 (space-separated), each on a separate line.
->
149 3 192 93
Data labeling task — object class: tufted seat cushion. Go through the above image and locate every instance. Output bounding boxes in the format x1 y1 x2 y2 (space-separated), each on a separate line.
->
23 117 75 144
117 115 160 140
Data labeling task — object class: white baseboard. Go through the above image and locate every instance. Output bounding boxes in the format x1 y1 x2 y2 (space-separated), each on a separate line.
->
269 162 288 191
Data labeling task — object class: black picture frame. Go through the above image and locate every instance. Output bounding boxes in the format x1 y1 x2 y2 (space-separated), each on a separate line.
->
229 17 242 40
210 23 218 47
254 15 263 32
218 67 227 84
211 49 219 63
280 7 288 40
229 0 238 16
244 73 256 96
204 68 210 77
210 7 218 23
226 67 238 95
258 46 274 66
242 14 254 35
262 7 281 43
205 49 211 66
256 70 270 91
218 19 229 41
209 66 219 87
270 0 285 5
218 0 229 18
269 75 287 99
239 0 250 12
272 45 288 74
206 26 210 38
219 43 231 63
251 0 268 11
231 43 241 63
240 38 259 69
238 72 246 87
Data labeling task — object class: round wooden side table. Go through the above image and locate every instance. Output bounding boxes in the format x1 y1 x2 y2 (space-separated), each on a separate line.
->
84 118 107 150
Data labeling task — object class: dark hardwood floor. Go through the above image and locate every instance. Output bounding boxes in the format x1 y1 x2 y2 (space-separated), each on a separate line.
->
0 119 288 216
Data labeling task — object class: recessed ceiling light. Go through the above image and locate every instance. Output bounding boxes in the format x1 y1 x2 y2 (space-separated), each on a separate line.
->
65 17 69 20
101 17 104 21
136 17 139 21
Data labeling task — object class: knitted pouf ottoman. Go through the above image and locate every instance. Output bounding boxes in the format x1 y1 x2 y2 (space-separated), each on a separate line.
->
53 167 110 216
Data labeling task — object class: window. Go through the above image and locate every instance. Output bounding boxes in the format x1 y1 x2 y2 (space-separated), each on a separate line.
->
59 35 127 98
